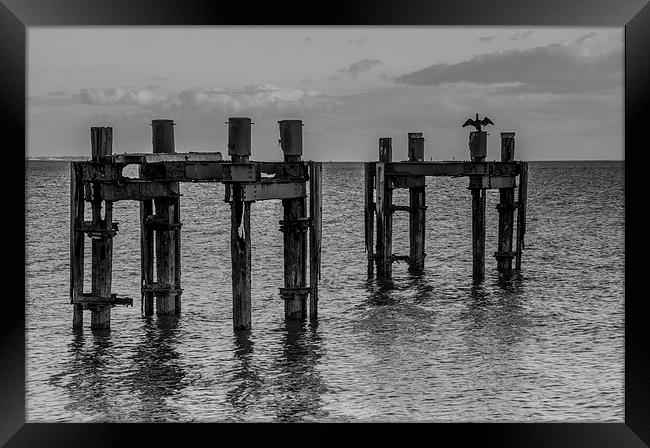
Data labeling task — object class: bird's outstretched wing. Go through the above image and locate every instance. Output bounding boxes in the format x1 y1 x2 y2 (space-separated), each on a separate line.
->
462 119 475 128
480 117 494 126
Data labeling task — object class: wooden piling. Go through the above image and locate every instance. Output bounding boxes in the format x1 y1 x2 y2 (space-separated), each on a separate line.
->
515 162 528 270
139 190 154 316
70 163 85 329
90 127 113 330
495 132 516 275
309 161 322 321
375 138 393 278
229 117 252 330
408 134 426 273
364 162 375 276
152 120 180 315
279 120 309 320
469 131 486 281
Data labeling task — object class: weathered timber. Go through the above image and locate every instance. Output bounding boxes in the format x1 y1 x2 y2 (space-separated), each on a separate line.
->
112 152 223 164
229 117 253 330
70 163 85 329
385 161 520 178
379 138 392 163
375 162 393 278
152 119 180 315
408 134 426 273
515 162 528 270
280 120 309 320
495 133 517 275
71 293 133 306
309 161 322 320
469 130 487 281
364 162 376 276
90 127 113 330
101 180 179 202
224 180 307 202
139 191 154 316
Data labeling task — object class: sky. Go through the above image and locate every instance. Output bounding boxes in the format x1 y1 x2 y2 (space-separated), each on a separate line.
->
27 27 623 161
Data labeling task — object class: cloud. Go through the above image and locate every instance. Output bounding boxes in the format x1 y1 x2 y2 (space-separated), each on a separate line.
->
394 33 622 95
337 58 383 79
510 30 533 41
478 35 497 43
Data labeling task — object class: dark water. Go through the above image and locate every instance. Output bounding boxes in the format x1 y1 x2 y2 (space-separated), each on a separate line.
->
25 160 624 422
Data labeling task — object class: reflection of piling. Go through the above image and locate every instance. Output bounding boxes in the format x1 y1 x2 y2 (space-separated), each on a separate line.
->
229 117 253 330
375 138 393 278
407 133 426 273
279 120 309 320
90 127 114 329
469 131 487 281
495 133 517 276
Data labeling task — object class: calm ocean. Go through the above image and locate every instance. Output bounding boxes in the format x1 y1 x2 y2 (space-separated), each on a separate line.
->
25 160 624 422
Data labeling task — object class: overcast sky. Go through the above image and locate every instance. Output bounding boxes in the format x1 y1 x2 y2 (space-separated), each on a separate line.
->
28 27 623 161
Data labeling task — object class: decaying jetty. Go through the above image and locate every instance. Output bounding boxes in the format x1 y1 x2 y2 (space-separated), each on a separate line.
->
69 118 322 331
364 127 528 280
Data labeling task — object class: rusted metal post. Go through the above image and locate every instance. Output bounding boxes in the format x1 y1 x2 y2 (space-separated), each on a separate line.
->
408 133 426 273
495 132 517 276
469 130 487 281
364 162 376 276
515 161 528 270
90 127 113 330
70 163 85 329
309 160 322 321
376 138 393 278
227 117 253 330
151 119 181 315
279 120 309 320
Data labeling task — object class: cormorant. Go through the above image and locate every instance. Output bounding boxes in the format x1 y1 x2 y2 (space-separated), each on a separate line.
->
462 113 494 132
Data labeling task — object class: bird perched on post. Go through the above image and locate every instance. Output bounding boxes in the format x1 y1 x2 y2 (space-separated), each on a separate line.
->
462 113 494 132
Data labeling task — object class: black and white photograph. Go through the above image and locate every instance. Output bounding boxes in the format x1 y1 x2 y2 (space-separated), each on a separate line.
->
3 0 649 443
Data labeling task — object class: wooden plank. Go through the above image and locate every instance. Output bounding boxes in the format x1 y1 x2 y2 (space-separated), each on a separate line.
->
112 152 224 164
386 161 520 178
100 180 179 201
364 163 375 276
392 176 426 189
515 162 528 270
309 162 322 321
72 293 133 306
78 162 123 182
228 181 307 202
70 163 85 329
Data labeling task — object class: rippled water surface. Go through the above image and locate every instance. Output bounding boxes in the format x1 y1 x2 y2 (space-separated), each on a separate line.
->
25 160 624 422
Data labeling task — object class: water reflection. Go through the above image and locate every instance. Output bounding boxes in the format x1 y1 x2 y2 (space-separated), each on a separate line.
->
225 329 264 420
270 320 328 422
59 331 114 420
126 315 186 421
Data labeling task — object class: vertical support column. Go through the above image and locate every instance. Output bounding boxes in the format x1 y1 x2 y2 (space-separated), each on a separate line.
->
151 119 180 315
469 130 487 281
495 132 517 276
364 162 375 276
90 127 113 330
515 162 528 270
309 161 322 321
70 163 85 329
376 138 393 278
139 187 154 316
408 133 426 273
229 117 252 330
279 120 308 320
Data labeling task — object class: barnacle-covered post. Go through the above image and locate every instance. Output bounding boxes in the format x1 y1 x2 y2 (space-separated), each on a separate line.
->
495 132 517 276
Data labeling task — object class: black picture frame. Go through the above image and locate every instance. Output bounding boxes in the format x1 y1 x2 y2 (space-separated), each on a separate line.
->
3 0 648 445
